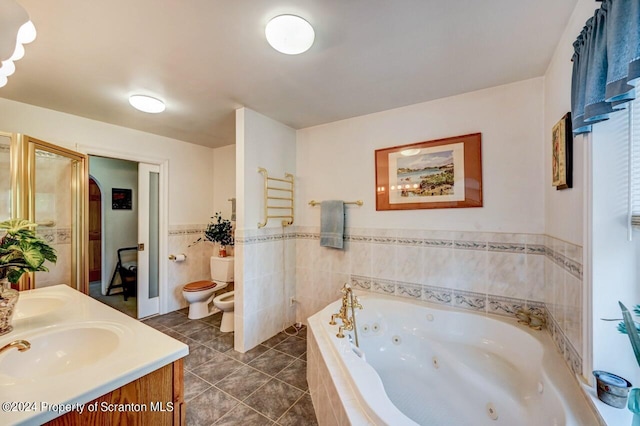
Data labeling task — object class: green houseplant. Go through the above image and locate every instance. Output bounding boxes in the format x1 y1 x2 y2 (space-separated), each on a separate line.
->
0 219 57 335
192 212 234 257
618 302 640 424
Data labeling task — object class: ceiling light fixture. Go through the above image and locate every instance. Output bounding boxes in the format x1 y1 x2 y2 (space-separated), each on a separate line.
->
129 95 166 113
0 0 36 88
265 14 315 55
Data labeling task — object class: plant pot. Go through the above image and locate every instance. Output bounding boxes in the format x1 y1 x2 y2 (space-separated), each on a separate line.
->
218 246 227 258
0 281 19 336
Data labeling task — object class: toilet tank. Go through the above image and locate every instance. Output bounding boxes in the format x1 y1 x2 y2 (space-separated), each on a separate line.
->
210 256 234 283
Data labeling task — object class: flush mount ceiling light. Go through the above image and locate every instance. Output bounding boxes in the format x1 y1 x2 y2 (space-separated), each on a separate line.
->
128 95 165 113
0 0 37 88
265 14 315 55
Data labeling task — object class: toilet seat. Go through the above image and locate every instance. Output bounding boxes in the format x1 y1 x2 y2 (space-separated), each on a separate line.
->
183 280 217 292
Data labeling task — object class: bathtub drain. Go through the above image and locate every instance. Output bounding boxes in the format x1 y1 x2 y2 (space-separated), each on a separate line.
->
486 403 498 420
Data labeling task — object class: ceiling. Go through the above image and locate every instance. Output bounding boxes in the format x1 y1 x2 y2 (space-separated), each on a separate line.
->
1 0 578 148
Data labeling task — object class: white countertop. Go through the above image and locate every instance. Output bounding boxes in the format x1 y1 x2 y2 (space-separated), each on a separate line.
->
0 285 189 425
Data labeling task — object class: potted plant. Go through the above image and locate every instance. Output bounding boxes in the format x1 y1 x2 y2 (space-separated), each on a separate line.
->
617 302 640 424
0 219 57 335
192 212 234 257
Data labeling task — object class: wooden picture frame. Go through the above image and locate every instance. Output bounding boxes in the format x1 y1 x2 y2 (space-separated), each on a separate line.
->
552 113 573 190
375 133 483 211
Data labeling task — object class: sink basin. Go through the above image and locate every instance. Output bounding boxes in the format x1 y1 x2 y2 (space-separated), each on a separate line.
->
0 323 123 385
14 295 66 320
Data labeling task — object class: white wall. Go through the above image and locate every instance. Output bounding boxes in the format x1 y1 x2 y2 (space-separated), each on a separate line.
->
89 156 138 294
296 78 545 234
543 0 597 245
0 97 215 313
235 107 297 352
213 144 236 221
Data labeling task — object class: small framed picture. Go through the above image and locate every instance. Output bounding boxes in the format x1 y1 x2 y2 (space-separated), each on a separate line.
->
112 188 132 210
375 133 483 210
552 113 573 190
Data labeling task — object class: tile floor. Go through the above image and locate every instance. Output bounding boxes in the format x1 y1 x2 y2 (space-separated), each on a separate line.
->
142 309 318 426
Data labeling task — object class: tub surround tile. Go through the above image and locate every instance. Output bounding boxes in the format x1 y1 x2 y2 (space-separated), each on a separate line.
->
422 285 453 306
453 290 486 312
396 282 422 300
371 278 396 295
487 295 525 317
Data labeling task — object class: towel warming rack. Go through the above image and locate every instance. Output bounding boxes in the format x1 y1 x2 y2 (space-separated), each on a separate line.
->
308 200 363 206
258 167 294 228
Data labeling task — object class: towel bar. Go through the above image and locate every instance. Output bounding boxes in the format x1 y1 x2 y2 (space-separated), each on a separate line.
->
308 200 363 206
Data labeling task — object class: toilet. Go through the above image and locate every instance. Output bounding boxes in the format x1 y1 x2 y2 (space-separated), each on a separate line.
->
213 290 235 332
182 256 234 320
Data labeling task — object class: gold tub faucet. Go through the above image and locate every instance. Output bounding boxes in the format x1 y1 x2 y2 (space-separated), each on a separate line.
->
329 283 363 345
0 340 31 355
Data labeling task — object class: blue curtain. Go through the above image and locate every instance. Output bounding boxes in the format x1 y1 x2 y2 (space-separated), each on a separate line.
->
571 0 640 134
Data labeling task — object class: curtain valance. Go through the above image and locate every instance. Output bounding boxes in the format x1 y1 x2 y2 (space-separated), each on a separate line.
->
571 0 640 134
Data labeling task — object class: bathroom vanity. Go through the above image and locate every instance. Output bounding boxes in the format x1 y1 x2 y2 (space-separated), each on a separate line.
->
0 285 188 425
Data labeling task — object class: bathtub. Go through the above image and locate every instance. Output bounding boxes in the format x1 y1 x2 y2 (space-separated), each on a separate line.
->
307 294 599 426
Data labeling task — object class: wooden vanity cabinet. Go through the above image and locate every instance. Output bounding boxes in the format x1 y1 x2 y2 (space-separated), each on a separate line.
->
44 359 185 426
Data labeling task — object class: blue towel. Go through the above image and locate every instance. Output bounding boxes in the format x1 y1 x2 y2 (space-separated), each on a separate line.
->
320 200 344 249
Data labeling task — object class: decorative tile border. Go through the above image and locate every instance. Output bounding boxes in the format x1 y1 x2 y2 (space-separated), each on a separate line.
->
546 247 582 279
350 273 582 377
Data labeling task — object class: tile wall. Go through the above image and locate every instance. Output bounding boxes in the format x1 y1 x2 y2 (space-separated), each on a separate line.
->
294 227 584 377
167 224 223 312
234 227 296 352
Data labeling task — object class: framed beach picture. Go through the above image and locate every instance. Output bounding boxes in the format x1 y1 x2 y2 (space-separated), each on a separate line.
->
375 133 483 210
552 113 573 190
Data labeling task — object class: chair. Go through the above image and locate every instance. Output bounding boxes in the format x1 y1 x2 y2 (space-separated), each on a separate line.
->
106 247 138 300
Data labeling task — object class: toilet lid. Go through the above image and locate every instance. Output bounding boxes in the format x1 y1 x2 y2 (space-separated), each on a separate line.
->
183 280 217 292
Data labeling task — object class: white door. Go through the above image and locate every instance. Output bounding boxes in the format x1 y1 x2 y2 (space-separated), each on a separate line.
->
137 163 160 318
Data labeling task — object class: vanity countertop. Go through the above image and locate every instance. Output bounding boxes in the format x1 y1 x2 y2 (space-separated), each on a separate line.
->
0 285 188 425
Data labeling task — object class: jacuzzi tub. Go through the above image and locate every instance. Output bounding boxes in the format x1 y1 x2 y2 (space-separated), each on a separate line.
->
307 294 599 425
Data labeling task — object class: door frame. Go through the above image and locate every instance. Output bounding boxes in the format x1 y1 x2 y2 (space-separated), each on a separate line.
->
84 146 169 315
88 176 102 283
14 135 88 292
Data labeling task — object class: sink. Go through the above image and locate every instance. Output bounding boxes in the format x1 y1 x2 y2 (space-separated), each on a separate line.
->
14 295 67 320
0 323 124 384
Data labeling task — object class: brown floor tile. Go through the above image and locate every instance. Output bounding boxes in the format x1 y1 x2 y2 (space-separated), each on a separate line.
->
171 319 210 335
191 353 244 384
275 359 308 391
199 312 223 327
225 344 270 363
248 349 297 376
186 387 238 426
277 394 318 426
184 371 212 401
185 325 224 344
284 325 307 339
143 311 190 328
161 328 197 346
215 365 271 400
262 332 289 348
215 403 274 425
205 333 235 352
244 379 303 421
273 337 307 358
177 307 189 316
185 344 223 371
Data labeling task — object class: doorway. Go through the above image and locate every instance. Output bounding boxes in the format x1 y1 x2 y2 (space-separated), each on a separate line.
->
87 156 161 319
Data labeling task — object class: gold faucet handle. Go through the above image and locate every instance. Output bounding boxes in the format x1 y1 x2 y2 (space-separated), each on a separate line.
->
329 313 337 326
336 326 345 338
351 296 363 310
341 282 352 294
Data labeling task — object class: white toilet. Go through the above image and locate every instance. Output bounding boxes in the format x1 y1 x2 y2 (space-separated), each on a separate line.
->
182 256 234 320
213 290 235 332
